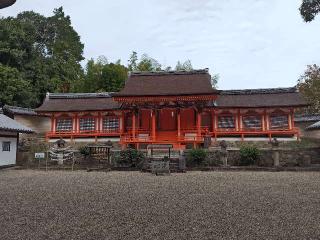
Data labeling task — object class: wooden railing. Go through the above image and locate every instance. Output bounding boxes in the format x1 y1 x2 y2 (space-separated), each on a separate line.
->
46 127 300 142
46 129 121 139
120 127 300 144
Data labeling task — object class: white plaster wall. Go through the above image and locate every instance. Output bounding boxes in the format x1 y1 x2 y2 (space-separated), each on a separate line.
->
0 137 17 166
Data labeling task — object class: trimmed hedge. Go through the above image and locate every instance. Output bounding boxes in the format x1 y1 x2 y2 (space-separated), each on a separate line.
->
187 148 207 167
239 145 260 166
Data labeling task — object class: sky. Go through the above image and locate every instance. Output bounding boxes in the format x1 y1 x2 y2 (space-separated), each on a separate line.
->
1 0 320 90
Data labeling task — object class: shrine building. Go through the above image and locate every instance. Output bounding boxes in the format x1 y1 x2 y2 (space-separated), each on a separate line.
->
36 69 307 149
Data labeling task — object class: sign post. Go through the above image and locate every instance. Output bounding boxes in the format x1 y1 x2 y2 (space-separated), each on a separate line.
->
35 152 45 169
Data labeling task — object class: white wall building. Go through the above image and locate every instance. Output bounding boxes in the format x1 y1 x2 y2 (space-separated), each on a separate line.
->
0 114 33 168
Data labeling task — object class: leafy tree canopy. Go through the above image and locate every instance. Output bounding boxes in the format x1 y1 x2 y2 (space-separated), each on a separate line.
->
298 64 320 113
300 0 320 22
175 60 193 71
0 7 84 107
79 57 128 93
128 52 162 72
0 64 33 107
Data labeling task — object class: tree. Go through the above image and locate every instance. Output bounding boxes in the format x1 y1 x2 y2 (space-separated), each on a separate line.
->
300 0 320 22
0 64 33 107
44 7 84 92
80 58 128 93
0 7 84 107
297 64 320 113
101 62 128 92
128 52 162 72
211 73 219 89
128 51 138 71
81 59 103 92
136 54 162 71
175 60 193 71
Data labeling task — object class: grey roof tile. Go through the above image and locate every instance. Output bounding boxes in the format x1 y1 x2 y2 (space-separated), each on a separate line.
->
306 121 320 131
3 105 37 116
294 114 320 122
0 114 33 133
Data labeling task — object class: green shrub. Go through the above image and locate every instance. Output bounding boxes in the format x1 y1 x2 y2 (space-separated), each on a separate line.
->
116 148 145 168
187 148 207 167
79 146 90 156
239 145 260 166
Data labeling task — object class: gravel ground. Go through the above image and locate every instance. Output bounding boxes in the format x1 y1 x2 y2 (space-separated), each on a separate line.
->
0 170 320 240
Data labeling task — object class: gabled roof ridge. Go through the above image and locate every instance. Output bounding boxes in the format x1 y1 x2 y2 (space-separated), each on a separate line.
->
221 87 298 95
4 104 35 111
130 69 209 76
48 92 115 99
3 105 37 116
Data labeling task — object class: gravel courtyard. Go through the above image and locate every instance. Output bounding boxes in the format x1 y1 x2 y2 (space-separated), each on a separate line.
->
0 170 320 240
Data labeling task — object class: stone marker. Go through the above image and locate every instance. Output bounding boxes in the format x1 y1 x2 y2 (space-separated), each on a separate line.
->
219 140 228 166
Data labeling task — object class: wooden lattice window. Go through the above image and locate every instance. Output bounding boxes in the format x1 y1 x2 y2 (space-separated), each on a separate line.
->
218 115 235 129
270 115 289 130
242 115 262 130
103 117 119 132
79 116 96 131
56 118 73 132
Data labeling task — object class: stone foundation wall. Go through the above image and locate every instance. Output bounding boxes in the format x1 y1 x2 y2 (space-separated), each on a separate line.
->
206 148 320 167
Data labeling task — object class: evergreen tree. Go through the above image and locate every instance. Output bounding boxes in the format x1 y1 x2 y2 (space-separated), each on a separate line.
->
298 64 320 113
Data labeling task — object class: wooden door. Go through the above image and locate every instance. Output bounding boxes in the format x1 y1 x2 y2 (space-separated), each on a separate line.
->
159 109 177 131
181 108 196 129
140 110 151 130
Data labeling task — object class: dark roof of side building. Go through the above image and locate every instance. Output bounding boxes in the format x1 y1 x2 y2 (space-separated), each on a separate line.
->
217 87 307 108
294 114 320 123
0 0 16 9
0 114 33 133
306 121 320 131
36 92 120 112
3 105 37 116
113 69 219 97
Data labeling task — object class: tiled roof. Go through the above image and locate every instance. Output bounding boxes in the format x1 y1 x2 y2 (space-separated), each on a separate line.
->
294 114 320 123
217 87 307 108
36 92 120 112
35 87 308 112
3 105 37 116
114 69 219 97
0 0 16 9
306 121 320 131
0 114 33 133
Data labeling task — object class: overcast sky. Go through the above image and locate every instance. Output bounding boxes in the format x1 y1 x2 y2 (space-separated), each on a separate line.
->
1 0 320 90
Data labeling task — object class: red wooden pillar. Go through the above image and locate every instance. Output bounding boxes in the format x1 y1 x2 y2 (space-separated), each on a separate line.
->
97 112 101 133
264 110 269 131
289 109 294 130
75 113 78 133
197 110 201 138
177 109 181 138
211 110 216 141
211 111 215 132
51 114 55 133
237 109 241 131
152 109 156 140
291 109 295 129
120 112 125 134
132 111 136 139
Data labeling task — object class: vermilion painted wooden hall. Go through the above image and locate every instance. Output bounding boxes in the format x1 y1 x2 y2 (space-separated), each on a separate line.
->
36 69 307 149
